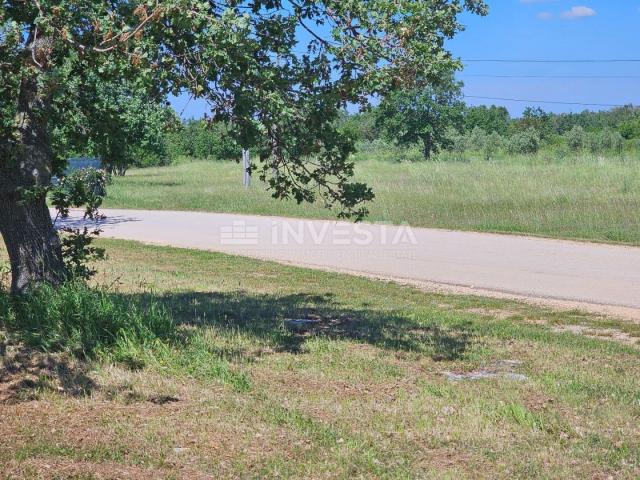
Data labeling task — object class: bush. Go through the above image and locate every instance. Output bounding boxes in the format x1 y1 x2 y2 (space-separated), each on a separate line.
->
467 126 487 152
507 128 541 155
618 118 640 140
564 126 586 152
587 128 624 154
338 111 380 143
465 127 504 160
166 120 241 161
397 147 426 163
2 282 175 358
444 127 467 152
482 131 503 160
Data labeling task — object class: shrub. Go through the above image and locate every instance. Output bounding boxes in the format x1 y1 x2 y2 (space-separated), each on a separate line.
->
50 168 109 280
338 111 380 143
398 147 426 163
166 120 241 161
482 131 503 160
551 143 571 162
467 126 487 152
463 126 503 159
618 118 640 140
587 128 624 154
444 127 467 152
564 126 586 152
507 128 541 155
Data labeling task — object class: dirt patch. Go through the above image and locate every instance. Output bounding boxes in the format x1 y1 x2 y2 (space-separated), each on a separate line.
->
415 447 479 474
552 325 639 347
443 360 528 382
312 269 640 324
523 390 555 413
464 308 521 320
524 318 548 326
2 457 214 480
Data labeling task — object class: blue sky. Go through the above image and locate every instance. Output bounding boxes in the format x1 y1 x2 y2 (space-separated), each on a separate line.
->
172 1 640 118
452 1 640 115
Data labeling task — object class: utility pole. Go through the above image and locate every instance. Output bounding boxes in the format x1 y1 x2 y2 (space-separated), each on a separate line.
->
242 149 251 188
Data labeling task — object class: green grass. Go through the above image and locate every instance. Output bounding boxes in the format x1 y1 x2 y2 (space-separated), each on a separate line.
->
103 154 640 244
1 239 639 478
1 281 175 357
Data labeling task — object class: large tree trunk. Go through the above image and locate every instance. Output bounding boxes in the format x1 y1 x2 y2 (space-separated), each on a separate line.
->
0 44 66 294
422 134 433 161
0 191 65 294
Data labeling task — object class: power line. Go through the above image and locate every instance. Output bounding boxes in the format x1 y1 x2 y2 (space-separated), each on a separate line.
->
463 59 640 64
461 74 640 79
464 95 629 108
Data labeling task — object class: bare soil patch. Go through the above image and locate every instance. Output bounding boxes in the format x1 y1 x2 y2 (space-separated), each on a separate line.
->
2 457 214 480
552 325 639 347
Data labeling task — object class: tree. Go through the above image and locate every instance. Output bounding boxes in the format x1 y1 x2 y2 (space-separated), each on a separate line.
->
337 111 380 144
515 107 553 140
507 128 541 155
375 76 465 160
15 69 175 179
588 128 624 155
564 126 586 152
166 119 240 161
80 79 178 175
618 118 640 140
482 131 503 161
551 105 640 134
464 105 510 135
0 0 486 294
467 126 487 152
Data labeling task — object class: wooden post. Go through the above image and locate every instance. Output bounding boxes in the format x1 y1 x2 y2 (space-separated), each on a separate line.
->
242 149 251 188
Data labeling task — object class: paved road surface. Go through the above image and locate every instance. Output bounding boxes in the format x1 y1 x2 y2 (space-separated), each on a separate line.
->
57 209 640 319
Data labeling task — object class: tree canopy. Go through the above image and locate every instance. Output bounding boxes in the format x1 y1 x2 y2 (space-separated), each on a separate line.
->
375 75 465 160
0 0 487 293
464 105 510 136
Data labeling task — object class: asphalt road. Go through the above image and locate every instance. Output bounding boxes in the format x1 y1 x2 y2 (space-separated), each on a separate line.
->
57 209 640 319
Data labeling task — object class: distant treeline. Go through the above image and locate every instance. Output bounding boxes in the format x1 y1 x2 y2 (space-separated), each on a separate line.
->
165 120 241 161
340 105 640 140
339 104 640 160
137 104 640 169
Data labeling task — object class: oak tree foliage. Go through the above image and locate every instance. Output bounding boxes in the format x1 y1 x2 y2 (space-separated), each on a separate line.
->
375 75 465 160
0 0 487 292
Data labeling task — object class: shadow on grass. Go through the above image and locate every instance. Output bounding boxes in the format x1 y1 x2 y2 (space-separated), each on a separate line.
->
0 288 474 400
0 344 95 404
126 290 474 361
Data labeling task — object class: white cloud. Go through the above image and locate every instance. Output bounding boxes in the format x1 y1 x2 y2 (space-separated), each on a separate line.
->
536 11 554 20
560 6 596 19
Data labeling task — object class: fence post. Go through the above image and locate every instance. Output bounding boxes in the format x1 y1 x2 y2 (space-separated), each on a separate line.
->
242 149 251 188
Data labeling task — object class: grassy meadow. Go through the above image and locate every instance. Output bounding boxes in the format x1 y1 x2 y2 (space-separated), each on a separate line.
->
1 239 639 478
104 153 640 244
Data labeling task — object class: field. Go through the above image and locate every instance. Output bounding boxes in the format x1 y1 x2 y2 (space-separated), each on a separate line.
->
1 239 639 478
104 155 640 244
